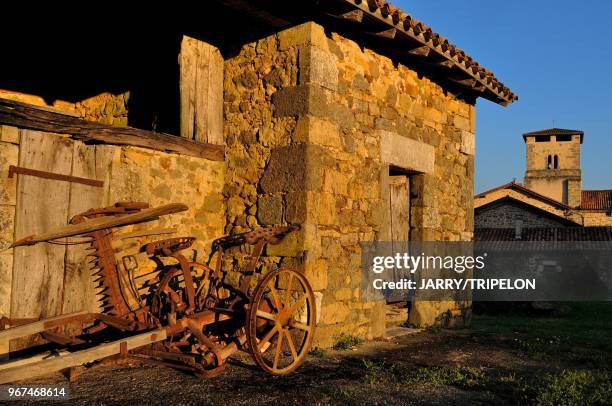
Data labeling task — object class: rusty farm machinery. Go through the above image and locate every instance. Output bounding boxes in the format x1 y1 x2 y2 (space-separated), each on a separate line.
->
0 202 316 383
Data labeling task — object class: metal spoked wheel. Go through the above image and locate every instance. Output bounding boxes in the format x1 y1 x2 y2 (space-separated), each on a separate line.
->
247 268 316 375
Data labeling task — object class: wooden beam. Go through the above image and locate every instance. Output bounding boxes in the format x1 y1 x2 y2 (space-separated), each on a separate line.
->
408 45 430 56
340 9 364 22
0 329 167 384
0 311 90 342
10 204 188 248
449 77 478 87
0 98 224 161
437 59 455 68
367 28 396 39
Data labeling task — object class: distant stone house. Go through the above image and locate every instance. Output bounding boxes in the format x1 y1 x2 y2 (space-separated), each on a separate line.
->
0 1 517 348
475 128 612 234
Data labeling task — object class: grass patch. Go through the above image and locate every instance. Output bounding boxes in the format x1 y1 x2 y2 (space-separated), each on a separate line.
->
526 369 612 406
361 360 486 389
321 385 362 404
473 302 612 351
309 347 326 358
474 302 612 366
332 334 364 351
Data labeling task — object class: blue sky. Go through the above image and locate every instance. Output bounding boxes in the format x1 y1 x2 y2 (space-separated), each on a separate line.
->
396 1 612 193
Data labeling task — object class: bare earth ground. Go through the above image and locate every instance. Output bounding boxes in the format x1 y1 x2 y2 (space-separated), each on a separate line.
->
10 303 612 405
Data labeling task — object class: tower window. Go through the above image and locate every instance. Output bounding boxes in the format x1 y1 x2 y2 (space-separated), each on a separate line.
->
547 155 552 169
556 135 572 142
536 136 551 142
554 155 559 169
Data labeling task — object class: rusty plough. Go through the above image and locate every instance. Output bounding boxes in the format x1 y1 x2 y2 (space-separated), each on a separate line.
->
0 202 315 382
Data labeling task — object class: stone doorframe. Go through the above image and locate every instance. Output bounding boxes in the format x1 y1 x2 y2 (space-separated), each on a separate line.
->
378 130 436 241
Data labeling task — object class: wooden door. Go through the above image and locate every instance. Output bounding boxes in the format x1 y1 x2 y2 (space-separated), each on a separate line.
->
388 175 410 303
10 132 113 348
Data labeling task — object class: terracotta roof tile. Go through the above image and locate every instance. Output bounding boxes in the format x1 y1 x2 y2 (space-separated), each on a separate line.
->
581 190 612 211
475 227 612 244
342 0 517 104
523 128 584 137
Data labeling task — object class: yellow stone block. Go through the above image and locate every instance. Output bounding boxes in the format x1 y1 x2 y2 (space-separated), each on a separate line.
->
453 115 471 132
316 193 337 225
278 22 329 51
322 169 348 195
295 115 342 148
334 288 352 301
304 259 328 291
320 302 351 325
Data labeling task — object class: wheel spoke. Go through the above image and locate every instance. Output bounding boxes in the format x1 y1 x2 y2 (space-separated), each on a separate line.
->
267 282 282 311
273 328 284 370
292 321 311 332
258 324 279 351
287 293 308 317
284 274 293 308
256 310 277 322
284 328 298 360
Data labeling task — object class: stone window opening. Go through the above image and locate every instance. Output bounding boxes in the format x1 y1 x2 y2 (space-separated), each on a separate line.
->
554 155 559 169
556 134 572 142
547 155 552 170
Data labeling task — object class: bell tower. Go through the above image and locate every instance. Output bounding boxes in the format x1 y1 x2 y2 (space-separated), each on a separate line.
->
523 128 583 207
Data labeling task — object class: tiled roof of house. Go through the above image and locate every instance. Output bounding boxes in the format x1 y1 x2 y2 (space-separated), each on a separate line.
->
347 0 517 104
475 227 612 242
475 181 572 210
522 128 584 143
523 128 584 137
581 190 612 211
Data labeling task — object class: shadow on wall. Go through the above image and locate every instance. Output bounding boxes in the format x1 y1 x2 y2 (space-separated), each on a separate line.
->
0 25 182 134
0 5 286 135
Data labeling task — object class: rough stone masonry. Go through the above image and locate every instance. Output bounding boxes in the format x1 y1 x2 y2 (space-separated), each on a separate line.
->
223 22 475 347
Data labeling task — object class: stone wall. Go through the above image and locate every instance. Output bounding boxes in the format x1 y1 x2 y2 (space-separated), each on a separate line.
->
475 201 571 228
475 188 582 224
582 211 612 227
223 22 475 347
0 89 128 125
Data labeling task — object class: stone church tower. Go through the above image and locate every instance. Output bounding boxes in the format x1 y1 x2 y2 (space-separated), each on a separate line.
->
523 128 583 207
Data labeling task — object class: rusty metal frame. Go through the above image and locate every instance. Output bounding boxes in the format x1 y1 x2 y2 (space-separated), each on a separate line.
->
8 165 104 187
0 203 314 383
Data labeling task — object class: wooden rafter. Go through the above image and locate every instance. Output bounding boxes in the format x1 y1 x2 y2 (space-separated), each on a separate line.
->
0 98 225 161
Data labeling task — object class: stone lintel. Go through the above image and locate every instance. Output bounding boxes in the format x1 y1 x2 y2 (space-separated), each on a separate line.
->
379 130 434 173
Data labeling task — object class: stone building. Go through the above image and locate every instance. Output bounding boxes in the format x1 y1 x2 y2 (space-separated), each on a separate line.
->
1 1 517 348
475 128 612 231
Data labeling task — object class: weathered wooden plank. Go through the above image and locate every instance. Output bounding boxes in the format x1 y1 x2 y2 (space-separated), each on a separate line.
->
180 36 224 145
11 203 188 248
389 175 410 302
0 311 89 342
11 131 73 349
0 328 167 384
0 98 224 161
62 143 113 330
389 176 410 243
